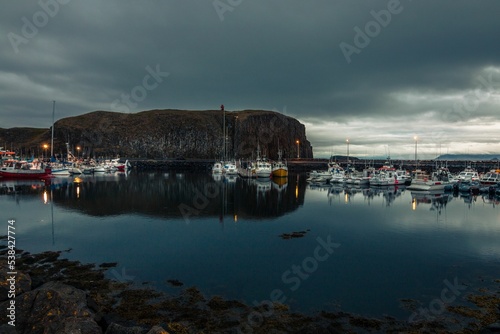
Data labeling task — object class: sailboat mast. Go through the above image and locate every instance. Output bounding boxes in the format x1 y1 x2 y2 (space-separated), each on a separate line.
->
221 104 225 162
51 100 55 157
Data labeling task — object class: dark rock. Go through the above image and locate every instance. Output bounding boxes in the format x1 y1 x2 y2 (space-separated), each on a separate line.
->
146 326 170 334
0 281 100 334
1 109 313 160
0 261 31 301
104 322 148 334
166 279 183 287
0 324 16 334
481 322 500 333
55 317 102 334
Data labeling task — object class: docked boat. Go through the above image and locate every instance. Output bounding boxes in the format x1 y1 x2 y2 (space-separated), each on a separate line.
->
50 164 71 176
271 149 288 178
308 161 342 182
104 158 130 172
346 167 374 185
254 158 272 178
212 161 223 174
407 169 449 191
329 163 346 183
223 161 238 175
252 145 272 178
480 169 500 184
0 160 52 179
456 166 480 182
68 164 83 175
369 175 389 187
93 165 107 173
372 164 409 186
369 166 395 186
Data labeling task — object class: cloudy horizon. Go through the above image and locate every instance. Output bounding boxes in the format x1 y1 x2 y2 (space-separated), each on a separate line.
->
1 0 500 159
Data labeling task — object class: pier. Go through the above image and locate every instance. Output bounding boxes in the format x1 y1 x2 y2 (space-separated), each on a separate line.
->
128 158 500 174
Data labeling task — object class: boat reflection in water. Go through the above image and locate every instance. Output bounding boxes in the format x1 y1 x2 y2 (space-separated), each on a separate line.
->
2 171 500 322
325 184 406 206
20 171 306 220
410 190 453 213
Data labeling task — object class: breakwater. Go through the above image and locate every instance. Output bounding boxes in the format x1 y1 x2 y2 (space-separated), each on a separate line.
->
128 158 500 173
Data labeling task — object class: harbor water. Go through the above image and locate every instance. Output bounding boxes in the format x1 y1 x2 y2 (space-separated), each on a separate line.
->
1 171 499 320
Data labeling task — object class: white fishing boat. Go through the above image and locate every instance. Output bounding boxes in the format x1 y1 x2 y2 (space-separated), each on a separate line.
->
93 165 107 173
223 161 238 175
456 166 480 182
103 158 130 172
329 163 346 183
50 163 71 176
212 161 223 174
254 159 272 178
253 145 272 178
376 165 399 186
308 161 340 181
68 164 83 175
480 169 500 185
407 169 448 191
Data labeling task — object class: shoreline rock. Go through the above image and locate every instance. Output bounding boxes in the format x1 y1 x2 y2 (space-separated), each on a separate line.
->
0 247 498 333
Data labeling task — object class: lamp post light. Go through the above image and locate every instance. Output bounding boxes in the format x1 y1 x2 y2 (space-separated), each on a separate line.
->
414 136 418 169
296 140 300 159
43 144 48 160
76 146 81 159
346 138 350 163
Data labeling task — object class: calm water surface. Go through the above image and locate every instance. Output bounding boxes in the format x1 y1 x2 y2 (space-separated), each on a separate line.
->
1 171 499 320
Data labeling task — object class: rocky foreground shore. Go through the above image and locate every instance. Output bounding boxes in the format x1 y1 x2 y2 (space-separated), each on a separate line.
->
0 244 499 333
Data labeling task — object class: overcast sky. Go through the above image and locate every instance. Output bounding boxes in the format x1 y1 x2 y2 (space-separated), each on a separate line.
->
1 0 500 159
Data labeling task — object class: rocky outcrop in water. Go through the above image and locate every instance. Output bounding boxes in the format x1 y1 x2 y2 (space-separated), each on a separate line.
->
1 109 313 159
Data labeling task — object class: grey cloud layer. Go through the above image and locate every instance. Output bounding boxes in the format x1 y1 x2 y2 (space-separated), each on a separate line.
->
1 0 499 157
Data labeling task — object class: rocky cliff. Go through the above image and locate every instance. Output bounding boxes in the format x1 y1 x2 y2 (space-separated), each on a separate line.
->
1 109 313 160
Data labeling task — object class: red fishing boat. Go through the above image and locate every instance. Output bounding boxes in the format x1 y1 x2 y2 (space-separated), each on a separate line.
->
0 160 52 179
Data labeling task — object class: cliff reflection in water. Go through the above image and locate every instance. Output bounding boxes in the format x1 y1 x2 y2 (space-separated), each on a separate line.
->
45 172 306 219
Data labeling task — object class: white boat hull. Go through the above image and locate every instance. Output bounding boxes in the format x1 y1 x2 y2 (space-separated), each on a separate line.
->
407 181 448 191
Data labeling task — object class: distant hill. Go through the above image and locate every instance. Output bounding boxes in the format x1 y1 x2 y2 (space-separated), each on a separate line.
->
435 154 500 161
0 109 313 160
330 155 360 161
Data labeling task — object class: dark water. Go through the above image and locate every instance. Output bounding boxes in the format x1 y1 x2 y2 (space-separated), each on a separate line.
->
1 171 499 320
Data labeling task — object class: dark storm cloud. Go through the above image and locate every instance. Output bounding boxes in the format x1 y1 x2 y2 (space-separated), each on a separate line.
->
1 0 499 157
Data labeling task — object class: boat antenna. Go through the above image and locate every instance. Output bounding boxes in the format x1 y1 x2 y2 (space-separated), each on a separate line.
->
221 104 225 162
51 100 55 158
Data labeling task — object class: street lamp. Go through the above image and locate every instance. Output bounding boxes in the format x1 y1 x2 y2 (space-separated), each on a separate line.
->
76 146 81 159
296 140 300 159
414 136 418 169
43 144 48 160
346 139 349 163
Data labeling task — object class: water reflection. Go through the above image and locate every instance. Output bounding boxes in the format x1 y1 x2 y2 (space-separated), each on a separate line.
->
324 184 406 207
410 191 453 214
0 172 308 219
1 172 499 320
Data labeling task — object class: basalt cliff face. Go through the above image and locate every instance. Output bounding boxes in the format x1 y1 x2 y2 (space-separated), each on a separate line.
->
1 109 313 159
